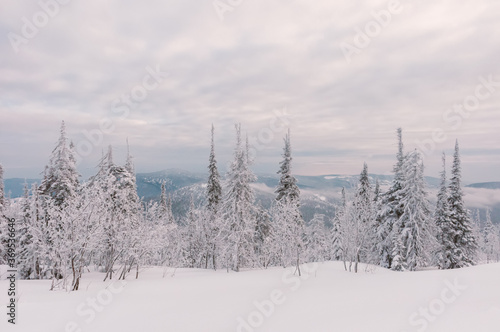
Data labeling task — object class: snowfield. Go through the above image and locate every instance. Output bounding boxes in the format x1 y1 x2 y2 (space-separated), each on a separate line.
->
1 262 500 332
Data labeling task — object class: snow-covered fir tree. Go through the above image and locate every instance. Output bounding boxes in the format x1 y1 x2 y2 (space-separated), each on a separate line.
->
483 209 499 263
270 130 305 275
396 150 432 271
275 129 300 203
447 140 477 268
207 124 222 215
336 163 375 273
471 209 485 261
183 194 203 268
352 163 374 269
90 146 142 281
374 128 405 268
221 124 257 271
158 182 169 224
38 121 80 207
254 206 271 267
306 213 329 262
434 153 454 269
330 187 346 262
205 124 223 269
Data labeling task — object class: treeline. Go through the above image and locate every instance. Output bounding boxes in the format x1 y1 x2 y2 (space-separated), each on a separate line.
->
0 123 499 291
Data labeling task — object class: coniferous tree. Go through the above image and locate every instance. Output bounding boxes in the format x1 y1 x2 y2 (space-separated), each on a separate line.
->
158 182 169 224
375 128 405 268
18 183 37 279
184 195 201 268
396 150 432 271
39 121 80 207
207 124 222 214
447 140 477 268
471 209 485 261
222 124 257 271
331 187 346 263
306 213 328 262
166 194 175 224
434 153 454 269
254 206 271 267
275 129 300 202
36 122 80 283
205 124 222 269
350 163 374 272
270 130 304 275
483 209 499 263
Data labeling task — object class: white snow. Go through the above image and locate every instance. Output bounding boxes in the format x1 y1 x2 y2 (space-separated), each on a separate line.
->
1 262 500 332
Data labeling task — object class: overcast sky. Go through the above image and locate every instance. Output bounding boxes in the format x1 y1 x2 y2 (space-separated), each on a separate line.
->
1 0 499 183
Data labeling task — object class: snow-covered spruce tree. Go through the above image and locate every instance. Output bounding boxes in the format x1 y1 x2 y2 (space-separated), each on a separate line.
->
158 185 175 226
17 183 48 279
396 150 433 271
483 209 499 263
374 128 405 268
391 232 406 271
166 194 175 224
330 187 346 263
183 195 204 268
374 179 381 203
221 124 257 272
352 163 374 271
204 124 223 269
117 144 146 280
471 209 485 261
336 192 363 272
60 181 107 290
207 124 223 214
306 213 329 262
254 206 272 268
152 182 178 267
148 194 180 269
37 122 80 282
38 121 80 208
17 183 37 279
270 130 304 275
369 179 382 264
90 146 142 281
337 163 375 273
158 182 169 224
447 140 477 268
434 153 454 269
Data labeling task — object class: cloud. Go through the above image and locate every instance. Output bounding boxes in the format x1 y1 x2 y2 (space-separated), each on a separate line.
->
1 0 499 181
464 188 500 209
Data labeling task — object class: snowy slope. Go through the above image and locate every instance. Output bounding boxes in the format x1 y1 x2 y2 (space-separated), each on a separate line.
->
1 262 499 332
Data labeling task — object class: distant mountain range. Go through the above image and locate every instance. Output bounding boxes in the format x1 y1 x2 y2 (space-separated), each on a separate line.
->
4 170 499 223
465 182 500 190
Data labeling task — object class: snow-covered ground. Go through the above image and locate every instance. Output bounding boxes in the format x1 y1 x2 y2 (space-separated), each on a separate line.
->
1 262 499 332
